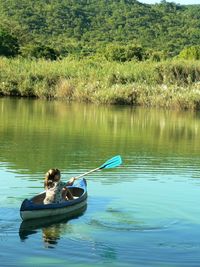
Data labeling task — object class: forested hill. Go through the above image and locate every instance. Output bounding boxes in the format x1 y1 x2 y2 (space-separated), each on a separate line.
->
0 0 200 57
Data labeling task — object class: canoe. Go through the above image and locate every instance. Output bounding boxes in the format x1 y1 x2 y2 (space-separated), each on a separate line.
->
20 178 87 221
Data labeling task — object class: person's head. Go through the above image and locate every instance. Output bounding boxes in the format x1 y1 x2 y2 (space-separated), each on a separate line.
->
44 168 61 188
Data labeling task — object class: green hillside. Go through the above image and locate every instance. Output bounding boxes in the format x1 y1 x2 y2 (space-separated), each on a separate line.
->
0 0 200 58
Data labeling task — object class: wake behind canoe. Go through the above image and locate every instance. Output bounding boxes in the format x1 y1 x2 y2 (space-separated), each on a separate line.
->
20 178 87 221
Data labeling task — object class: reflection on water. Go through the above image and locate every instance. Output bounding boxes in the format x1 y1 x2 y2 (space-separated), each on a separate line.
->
0 98 200 266
0 98 200 175
42 225 62 248
19 205 87 248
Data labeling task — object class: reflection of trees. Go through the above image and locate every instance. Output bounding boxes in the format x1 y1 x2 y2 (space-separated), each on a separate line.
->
0 98 200 174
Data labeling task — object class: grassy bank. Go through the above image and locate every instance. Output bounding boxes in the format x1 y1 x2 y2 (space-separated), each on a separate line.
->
0 57 200 110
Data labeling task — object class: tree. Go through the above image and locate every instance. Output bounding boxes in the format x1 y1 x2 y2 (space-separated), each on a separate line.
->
0 29 19 57
105 44 144 62
0 0 200 58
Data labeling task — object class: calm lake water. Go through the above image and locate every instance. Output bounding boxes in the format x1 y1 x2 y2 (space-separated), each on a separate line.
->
0 98 200 267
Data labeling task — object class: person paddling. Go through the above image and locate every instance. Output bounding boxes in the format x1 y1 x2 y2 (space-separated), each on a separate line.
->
43 168 75 204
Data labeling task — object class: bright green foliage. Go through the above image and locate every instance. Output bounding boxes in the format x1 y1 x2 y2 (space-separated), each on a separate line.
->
178 46 200 60
0 0 200 58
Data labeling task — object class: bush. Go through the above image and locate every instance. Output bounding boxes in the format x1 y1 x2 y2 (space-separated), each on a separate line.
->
105 44 145 62
178 46 200 60
21 44 58 60
0 29 20 57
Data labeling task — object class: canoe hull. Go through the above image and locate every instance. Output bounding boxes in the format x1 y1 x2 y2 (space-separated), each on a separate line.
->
21 199 87 221
20 178 87 221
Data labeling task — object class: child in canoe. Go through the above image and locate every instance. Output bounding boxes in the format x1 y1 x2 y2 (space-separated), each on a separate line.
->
43 168 75 204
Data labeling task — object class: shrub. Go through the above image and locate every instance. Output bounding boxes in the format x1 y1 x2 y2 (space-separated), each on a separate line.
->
0 29 20 57
105 44 145 62
178 46 200 60
21 44 58 60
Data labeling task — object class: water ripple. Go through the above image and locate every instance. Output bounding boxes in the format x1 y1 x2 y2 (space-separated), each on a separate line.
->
87 208 178 233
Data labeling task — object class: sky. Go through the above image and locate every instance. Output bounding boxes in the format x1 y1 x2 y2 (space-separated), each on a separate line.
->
140 0 200 4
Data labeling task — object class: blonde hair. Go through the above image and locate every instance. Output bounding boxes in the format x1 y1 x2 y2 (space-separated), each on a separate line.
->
44 168 61 189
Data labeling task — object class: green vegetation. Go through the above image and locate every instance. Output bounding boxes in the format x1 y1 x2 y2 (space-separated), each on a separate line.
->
0 0 200 109
0 57 200 109
0 29 19 57
178 46 200 60
0 0 200 58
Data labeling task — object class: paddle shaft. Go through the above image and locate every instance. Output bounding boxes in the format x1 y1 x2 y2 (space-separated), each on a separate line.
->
75 167 100 179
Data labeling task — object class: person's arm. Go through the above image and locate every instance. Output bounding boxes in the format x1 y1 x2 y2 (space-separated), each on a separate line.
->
65 177 76 186
64 178 75 200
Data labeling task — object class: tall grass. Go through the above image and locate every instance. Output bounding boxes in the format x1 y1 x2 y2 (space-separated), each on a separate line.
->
0 56 200 109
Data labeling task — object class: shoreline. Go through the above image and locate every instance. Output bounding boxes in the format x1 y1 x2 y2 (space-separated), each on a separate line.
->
0 57 200 110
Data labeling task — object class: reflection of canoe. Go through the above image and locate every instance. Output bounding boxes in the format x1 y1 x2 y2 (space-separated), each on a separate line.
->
19 204 87 242
20 178 87 221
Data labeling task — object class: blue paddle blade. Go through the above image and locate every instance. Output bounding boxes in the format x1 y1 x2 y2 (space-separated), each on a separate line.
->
99 155 122 169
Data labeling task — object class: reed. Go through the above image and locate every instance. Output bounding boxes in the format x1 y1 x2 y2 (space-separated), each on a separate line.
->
0 57 200 109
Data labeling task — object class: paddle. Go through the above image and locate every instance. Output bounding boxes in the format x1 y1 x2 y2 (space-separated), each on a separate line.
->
75 155 122 179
